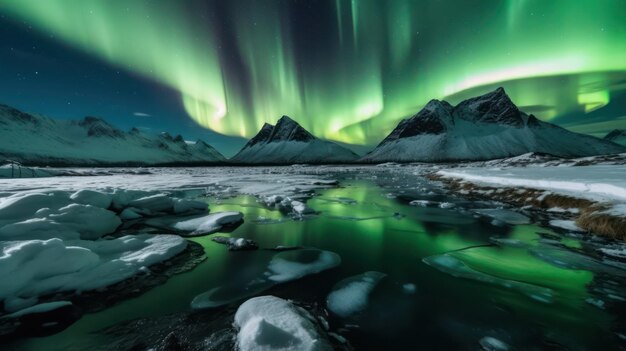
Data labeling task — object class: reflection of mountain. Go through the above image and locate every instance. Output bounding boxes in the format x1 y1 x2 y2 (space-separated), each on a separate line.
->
0 104 226 166
362 88 626 162
231 116 359 164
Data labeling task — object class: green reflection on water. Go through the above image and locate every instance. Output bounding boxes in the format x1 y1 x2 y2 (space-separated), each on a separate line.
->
13 180 616 350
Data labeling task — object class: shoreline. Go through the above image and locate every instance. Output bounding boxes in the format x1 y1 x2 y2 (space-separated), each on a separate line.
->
430 172 626 240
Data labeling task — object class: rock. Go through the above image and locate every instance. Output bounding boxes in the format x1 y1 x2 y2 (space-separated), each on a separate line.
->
211 236 258 251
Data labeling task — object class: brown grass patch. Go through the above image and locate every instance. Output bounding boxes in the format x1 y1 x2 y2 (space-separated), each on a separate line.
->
430 172 626 241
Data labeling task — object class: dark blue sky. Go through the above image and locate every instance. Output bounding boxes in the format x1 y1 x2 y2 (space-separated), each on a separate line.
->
0 13 247 156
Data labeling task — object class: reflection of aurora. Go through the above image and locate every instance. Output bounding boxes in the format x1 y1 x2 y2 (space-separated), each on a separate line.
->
4 0 625 144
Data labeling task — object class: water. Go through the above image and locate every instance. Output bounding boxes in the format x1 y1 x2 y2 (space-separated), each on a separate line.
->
10 174 626 350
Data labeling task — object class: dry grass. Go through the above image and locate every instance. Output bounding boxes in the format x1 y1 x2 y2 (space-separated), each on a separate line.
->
429 172 626 241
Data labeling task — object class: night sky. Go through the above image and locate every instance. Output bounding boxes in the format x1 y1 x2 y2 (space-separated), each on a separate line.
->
1 0 625 156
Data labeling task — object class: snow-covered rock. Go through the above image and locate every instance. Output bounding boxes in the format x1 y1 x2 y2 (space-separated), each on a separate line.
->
170 212 243 236
0 104 226 166
549 220 583 232
261 195 315 216
231 116 358 164
47 204 121 240
362 88 626 162
120 208 143 220
234 296 332 351
211 236 258 251
479 336 510 351
128 194 175 213
69 189 112 209
173 198 207 214
326 271 386 318
0 192 72 225
0 203 120 241
0 234 187 309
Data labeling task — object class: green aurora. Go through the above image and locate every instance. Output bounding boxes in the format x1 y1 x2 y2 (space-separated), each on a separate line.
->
3 0 625 144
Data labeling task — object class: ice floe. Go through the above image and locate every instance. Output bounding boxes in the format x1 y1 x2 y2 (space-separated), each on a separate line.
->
326 271 386 318
423 254 554 303
474 209 530 225
169 212 243 236
267 249 341 283
191 249 340 309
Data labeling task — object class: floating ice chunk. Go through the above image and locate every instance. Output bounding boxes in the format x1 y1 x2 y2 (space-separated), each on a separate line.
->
0 234 186 304
585 298 605 309
128 194 175 213
267 249 341 283
402 283 417 294
234 296 331 351
439 202 455 209
262 195 315 216
191 249 341 309
548 220 583 232
172 198 207 214
423 254 554 303
49 204 121 240
474 209 530 225
291 201 315 215
171 212 243 236
479 336 509 351
327 271 386 318
212 236 258 251
528 246 626 277
489 237 527 248
69 190 112 209
6 301 73 318
409 200 432 207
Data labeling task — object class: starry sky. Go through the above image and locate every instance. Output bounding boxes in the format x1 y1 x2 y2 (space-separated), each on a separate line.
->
1 0 625 157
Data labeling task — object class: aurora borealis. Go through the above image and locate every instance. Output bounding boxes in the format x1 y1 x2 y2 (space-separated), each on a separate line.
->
1 0 626 147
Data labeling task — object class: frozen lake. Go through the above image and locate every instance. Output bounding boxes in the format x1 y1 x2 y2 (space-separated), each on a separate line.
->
3 166 626 350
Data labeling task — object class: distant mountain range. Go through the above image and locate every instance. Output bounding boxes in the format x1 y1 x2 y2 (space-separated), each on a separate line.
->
361 88 626 162
2 88 625 166
230 115 358 164
0 104 225 166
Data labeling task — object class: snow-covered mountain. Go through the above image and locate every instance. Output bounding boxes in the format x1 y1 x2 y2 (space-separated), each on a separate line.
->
362 88 626 162
0 104 226 166
230 115 359 164
604 129 626 146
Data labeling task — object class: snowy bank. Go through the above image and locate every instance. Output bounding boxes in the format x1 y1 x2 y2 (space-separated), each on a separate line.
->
0 235 187 311
435 165 626 239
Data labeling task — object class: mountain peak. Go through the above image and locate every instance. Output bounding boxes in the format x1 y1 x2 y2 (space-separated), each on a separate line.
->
268 115 315 143
379 99 454 145
79 116 124 138
454 86 523 126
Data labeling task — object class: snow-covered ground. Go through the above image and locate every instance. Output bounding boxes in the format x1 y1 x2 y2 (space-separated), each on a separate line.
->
0 167 341 327
437 165 626 204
